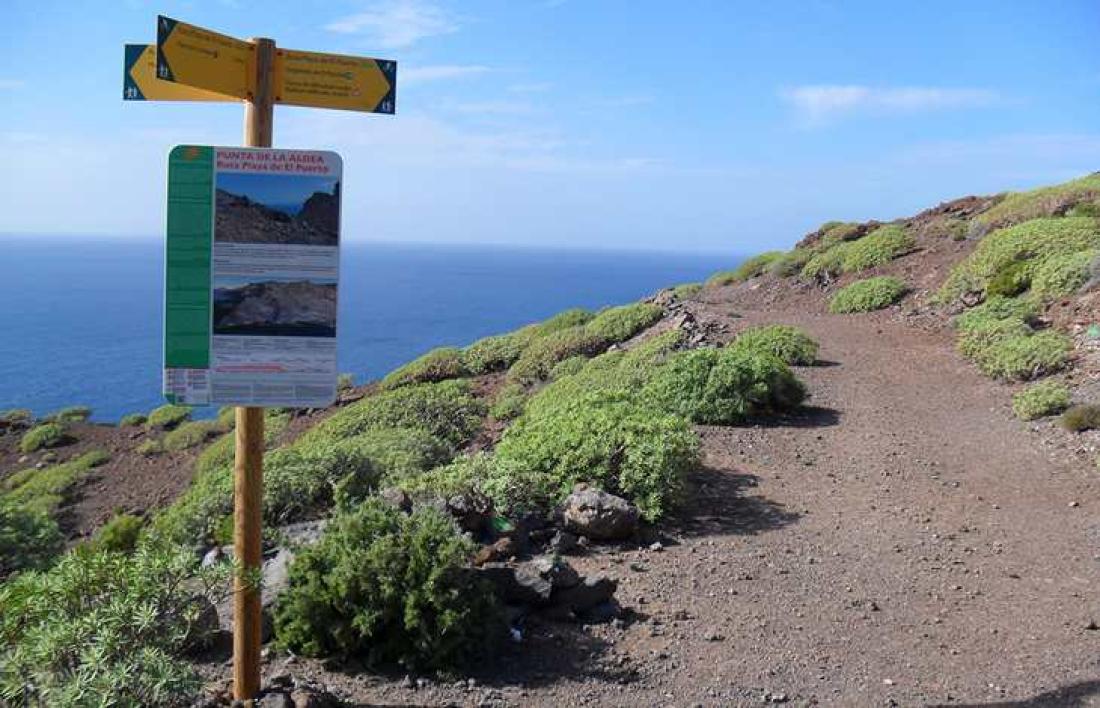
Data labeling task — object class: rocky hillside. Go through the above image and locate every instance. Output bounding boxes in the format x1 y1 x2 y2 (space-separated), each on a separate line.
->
2 174 1099 707
213 280 337 337
215 188 339 247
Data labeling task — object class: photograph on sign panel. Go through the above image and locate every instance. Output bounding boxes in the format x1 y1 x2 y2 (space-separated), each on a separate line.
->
212 276 337 337
214 172 340 246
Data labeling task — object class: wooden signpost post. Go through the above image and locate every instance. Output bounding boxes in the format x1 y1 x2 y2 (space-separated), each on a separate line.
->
126 16 395 701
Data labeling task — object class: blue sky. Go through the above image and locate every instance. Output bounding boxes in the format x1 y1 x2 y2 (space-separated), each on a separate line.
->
1 1 1098 252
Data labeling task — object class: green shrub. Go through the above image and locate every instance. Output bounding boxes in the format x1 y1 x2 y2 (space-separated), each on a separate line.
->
495 390 699 520
145 404 192 430
163 420 224 452
337 373 355 391
382 347 469 389
1 408 32 426
19 423 68 453
0 545 230 706
534 308 594 335
489 383 528 421
136 439 164 456
119 413 146 427
88 513 145 554
641 348 806 425
956 317 1032 359
1069 200 1100 218
976 174 1100 227
829 276 908 313
584 302 663 344
730 325 819 365
0 502 63 580
462 328 537 374
811 221 864 251
1012 381 1071 420
549 355 588 380
955 296 1039 332
729 251 785 281
1032 250 1097 300
301 380 485 449
273 500 501 670
670 282 703 299
937 217 1100 302
507 326 607 383
973 331 1072 381
705 269 739 287
50 406 91 423
2 451 110 517
769 249 812 277
1060 404 1100 432
986 261 1031 298
840 224 916 273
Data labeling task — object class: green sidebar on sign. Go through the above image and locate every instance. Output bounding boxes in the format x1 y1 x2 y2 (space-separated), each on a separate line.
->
163 145 343 408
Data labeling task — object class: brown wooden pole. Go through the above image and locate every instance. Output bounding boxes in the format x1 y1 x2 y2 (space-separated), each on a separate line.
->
233 36 275 702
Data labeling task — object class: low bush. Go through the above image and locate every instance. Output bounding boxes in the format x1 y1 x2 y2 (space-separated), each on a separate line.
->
840 224 916 272
641 348 806 425
535 308 595 334
705 269 739 287
50 406 91 423
0 544 231 706
973 331 1071 381
19 423 68 453
829 276 907 313
136 439 164 456
507 326 607 383
145 404 192 431
1 408 32 426
584 302 663 344
955 296 1039 332
87 513 144 554
769 249 812 277
163 420 224 452
461 328 535 374
729 251 785 281
937 217 1100 302
986 261 1031 298
273 500 502 670
1060 404 1100 432
2 450 110 517
549 355 588 380
730 324 819 365
956 317 1032 359
976 174 1100 228
495 390 699 520
382 347 469 389
0 502 63 580
489 383 527 421
337 373 355 391
1012 381 1071 421
1031 250 1097 300
119 413 146 427
670 282 703 299
301 380 485 449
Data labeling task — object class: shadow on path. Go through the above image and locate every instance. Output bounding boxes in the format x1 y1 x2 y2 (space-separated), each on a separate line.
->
666 464 801 538
927 680 1100 708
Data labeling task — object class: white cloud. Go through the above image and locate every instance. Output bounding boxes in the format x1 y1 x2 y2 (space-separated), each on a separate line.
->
326 0 459 49
0 79 25 90
780 84 999 124
402 64 490 86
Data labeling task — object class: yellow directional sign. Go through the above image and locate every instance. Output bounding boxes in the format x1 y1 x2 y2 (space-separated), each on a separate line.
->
155 15 254 100
275 49 396 114
123 45 236 102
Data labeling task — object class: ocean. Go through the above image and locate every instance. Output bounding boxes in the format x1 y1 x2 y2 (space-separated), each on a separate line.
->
0 237 729 423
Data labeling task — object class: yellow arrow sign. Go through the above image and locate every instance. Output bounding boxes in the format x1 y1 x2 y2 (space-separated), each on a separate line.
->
275 48 396 114
123 44 236 102
155 15 254 100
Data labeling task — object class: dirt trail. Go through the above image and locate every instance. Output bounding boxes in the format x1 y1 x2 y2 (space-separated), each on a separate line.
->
305 305 1100 707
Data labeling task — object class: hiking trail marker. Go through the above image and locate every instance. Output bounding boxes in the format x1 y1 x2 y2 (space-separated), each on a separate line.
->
125 17 396 701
